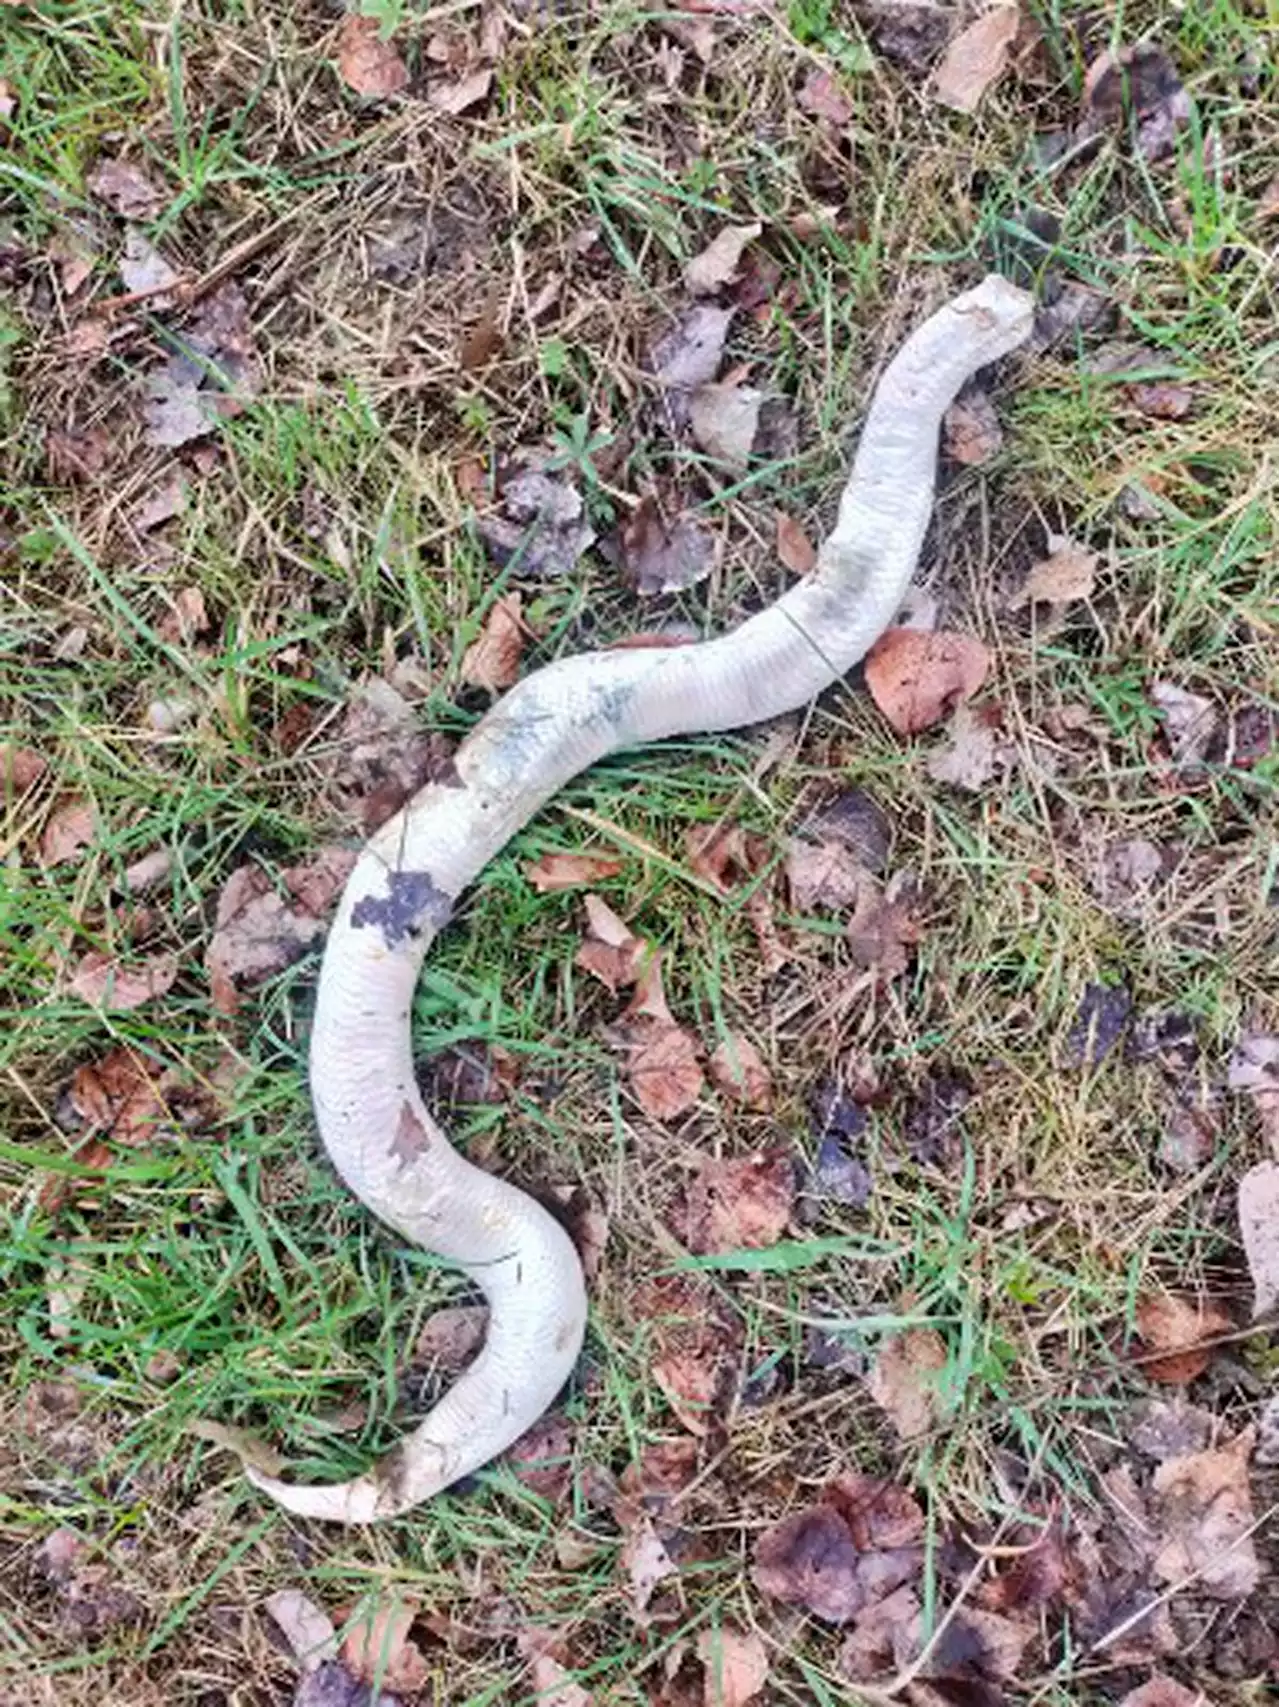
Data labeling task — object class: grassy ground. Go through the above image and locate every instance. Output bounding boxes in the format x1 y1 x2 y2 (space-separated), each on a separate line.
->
0 1 1276 1703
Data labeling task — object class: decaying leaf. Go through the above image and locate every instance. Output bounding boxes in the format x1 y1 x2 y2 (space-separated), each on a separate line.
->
264 1588 338 1674
930 5 1020 114
206 848 356 1014
685 223 762 295
1010 536 1098 610
689 382 764 470
616 494 719 595
708 1034 771 1110
864 628 990 736
87 158 163 220
119 228 181 303
785 837 867 912
1237 1162 1278 1320
621 1517 680 1619
429 65 494 116
329 678 455 833
642 1273 743 1437
927 699 1009 790
477 466 595 579
798 68 853 125
1 743 47 792
1158 1099 1215 1175
1117 1679 1204 1707
412 1304 488 1372
575 893 649 993
506 1411 575 1502
942 386 1003 464
339 1597 430 1694
672 1149 793 1254
865 1326 949 1440
1065 981 1132 1067
846 874 922 980
650 304 735 426
40 798 97 866
752 1505 864 1623
337 14 409 97
696 1625 768 1706
46 427 109 482
1084 43 1193 163
1150 680 1217 768
143 370 215 449
775 510 817 574
625 1013 705 1124
516 1627 594 1707
1151 1429 1260 1598
1228 1031 1278 1155
525 850 624 892
67 950 178 1012
129 476 186 533
1135 1293 1233 1384
460 594 526 693
806 789 891 873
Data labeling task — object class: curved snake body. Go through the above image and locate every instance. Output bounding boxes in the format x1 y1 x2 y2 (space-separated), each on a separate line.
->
247 275 1034 1523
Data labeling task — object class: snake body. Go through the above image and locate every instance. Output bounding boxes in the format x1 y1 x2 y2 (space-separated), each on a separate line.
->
247 275 1035 1523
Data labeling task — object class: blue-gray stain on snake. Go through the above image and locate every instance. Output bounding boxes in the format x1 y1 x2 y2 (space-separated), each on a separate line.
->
350 868 453 947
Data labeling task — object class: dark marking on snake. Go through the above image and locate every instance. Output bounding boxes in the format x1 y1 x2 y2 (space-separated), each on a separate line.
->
389 1102 433 1170
350 868 453 947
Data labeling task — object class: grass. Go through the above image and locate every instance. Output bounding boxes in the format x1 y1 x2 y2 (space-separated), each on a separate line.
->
0 0 1276 1701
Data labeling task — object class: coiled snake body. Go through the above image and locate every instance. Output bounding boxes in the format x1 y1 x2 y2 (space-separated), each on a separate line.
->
247 275 1035 1523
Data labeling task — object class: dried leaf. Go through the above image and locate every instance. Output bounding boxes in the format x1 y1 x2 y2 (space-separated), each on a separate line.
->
798 68 853 124
525 850 624 892
930 6 1020 113
751 1506 863 1624
708 1034 771 1110
1150 680 1217 768
478 467 595 578
1011 536 1098 609
643 1274 742 1436
864 628 990 736
119 228 181 302
87 158 163 219
337 15 409 97
846 875 922 979
40 798 97 866
785 838 867 911
696 1626 768 1706
926 701 1006 791
575 893 649 992
157 584 209 644
673 1149 793 1254
806 789 891 872
143 371 216 449
206 847 356 1015
264 1589 338 1674
329 678 456 832
621 1518 680 1618
626 1021 705 1123
67 950 178 1011
506 1411 574 1502
1 744 47 792
1065 982 1132 1066
428 65 494 116
339 1598 429 1694
839 1583 921 1682
1117 1679 1205 1707
1135 1293 1233 1384
412 1304 488 1372
617 495 719 595
1237 1161 1278 1319
460 594 525 692
46 427 109 482
775 510 817 574
1158 1100 1214 1174
1228 1031 1279 1156
129 476 186 533
689 382 764 470
1084 44 1193 163
942 386 1003 464
516 1628 595 1707
865 1326 948 1440
685 222 762 295
650 304 735 425
1151 1429 1260 1598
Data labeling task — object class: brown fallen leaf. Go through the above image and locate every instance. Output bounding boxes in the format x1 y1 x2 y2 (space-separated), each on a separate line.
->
649 304 735 427
339 1597 429 1693
118 228 182 302
1158 1098 1215 1174
798 68 853 125
157 584 209 644
575 893 649 993
1237 1161 1278 1319
330 677 456 833
1134 1292 1234 1384
846 873 922 979
1084 43 1193 163
689 381 764 470
460 593 525 692
1151 1428 1260 1598
412 1304 488 1372
930 5 1020 113
626 1017 705 1123
143 371 214 449
865 1325 949 1440
129 476 186 534
696 1625 768 1706
46 427 109 483
525 850 624 892
621 1517 680 1619
506 1411 574 1502
516 1627 594 1706
478 464 595 578
336 14 409 98
672 1149 793 1254
708 1034 771 1111
864 628 990 736
1010 536 1098 609
67 950 178 1012
642 1273 742 1436
1149 680 1217 769
86 158 163 219
839 1582 921 1683
616 494 719 595
1117 1679 1205 1707
428 65 493 116
785 837 867 912
752 1507 866 1624
264 1588 338 1674
942 385 1003 464
775 510 817 574
1 743 47 792
206 847 356 1015
685 222 762 296
40 797 97 866
926 701 1007 791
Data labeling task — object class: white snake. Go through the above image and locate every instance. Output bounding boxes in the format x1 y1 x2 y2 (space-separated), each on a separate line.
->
245 275 1034 1523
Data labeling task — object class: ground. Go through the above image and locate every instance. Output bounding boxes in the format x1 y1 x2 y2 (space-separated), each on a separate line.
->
0 2 1276 1705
